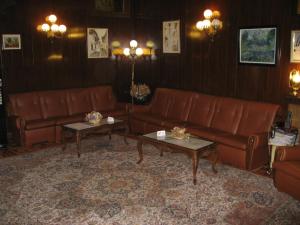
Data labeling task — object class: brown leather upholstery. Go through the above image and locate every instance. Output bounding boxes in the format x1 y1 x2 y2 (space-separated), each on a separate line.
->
273 146 300 201
130 87 279 170
8 85 127 147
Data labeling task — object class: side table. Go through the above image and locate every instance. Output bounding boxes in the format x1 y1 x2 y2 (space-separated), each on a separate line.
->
268 128 298 172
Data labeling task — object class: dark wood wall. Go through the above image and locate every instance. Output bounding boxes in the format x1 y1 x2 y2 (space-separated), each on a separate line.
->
0 0 299 104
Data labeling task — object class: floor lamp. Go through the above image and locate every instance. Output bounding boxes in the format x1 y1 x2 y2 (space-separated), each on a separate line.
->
123 40 143 105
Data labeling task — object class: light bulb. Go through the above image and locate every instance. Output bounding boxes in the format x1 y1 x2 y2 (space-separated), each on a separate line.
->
135 47 143 56
58 24 67 33
204 9 213 19
291 70 300 83
196 21 204 30
130 40 138 48
51 24 59 32
48 14 57 23
41 23 50 32
123 48 130 56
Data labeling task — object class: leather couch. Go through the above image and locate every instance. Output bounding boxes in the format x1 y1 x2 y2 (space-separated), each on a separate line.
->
7 85 127 147
273 146 300 201
130 88 280 170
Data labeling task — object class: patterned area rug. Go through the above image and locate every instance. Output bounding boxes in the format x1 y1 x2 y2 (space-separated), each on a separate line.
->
0 135 299 225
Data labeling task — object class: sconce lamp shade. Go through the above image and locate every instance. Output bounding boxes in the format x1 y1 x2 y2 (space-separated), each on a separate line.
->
130 40 138 48
290 69 300 96
204 9 213 19
123 48 130 56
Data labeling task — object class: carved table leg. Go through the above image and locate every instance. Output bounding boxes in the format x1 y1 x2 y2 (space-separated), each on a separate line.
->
137 139 143 164
76 131 81 158
62 128 67 151
123 124 129 145
212 148 218 174
192 151 199 185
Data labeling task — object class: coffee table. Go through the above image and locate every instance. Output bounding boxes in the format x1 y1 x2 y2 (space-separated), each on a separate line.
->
137 132 218 184
62 118 129 157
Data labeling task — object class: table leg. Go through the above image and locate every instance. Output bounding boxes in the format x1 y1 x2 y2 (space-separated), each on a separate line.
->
192 152 199 185
137 139 143 164
76 131 81 158
211 148 218 174
62 128 67 151
123 124 129 145
108 129 112 140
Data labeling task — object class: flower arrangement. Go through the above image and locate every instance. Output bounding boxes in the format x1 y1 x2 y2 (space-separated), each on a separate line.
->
171 127 190 140
85 111 103 125
130 83 151 101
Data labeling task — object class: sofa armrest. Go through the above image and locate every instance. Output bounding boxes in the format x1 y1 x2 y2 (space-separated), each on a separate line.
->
246 132 269 170
248 132 269 149
128 104 151 113
275 146 300 161
7 115 26 146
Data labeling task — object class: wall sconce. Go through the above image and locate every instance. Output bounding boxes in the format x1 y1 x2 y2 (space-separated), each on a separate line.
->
289 69 300 96
37 14 67 38
196 9 223 41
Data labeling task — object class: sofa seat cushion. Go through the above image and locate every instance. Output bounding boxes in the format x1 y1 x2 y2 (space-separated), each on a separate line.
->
132 113 165 126
186 125 228 141
55 114 85 125
273 161 300 179
214 134 248 150
26 119 56 130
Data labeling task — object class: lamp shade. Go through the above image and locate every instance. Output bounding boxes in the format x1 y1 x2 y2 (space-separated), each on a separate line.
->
135 47 143 56
130 40 138 48
123 48 130 56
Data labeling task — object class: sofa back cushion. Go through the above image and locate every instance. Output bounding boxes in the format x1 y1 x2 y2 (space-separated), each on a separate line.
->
150 88 172 117
8 92 43 121
165 90 194 121
89 86 116 111
211 97 244 134
39 90 69 119
67 88 93 115
187 93 217 127
237 101 279 136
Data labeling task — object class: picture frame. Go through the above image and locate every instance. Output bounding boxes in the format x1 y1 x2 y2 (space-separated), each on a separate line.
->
239 27 277 65
290 30 300 63
87 28 109 59
163 20 180 53
2 34 21 50
93 0 130 17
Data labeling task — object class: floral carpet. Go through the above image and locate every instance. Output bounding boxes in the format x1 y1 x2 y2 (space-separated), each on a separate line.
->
0 135 299 225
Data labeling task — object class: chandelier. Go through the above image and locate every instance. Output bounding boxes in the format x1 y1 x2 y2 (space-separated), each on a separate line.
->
37 14 67 38
196 9 223 41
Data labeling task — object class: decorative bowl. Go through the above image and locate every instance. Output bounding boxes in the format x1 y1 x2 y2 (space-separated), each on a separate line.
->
170 127 190 140
85 111 103 125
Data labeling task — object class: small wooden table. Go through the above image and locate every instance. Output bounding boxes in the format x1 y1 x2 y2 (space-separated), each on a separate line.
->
137 132 218 185
62 118 129 157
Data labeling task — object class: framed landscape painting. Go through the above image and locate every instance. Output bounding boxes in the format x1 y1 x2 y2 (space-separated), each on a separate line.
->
2 34 21 50
239 27 277 65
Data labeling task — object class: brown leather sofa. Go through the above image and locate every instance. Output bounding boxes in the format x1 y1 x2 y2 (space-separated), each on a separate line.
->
273 146 300 201
7 85 127 147
130 88 280 170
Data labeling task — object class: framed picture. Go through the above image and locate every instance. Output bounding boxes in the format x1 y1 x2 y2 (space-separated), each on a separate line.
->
87 28 109 58
290 30 300 63
163 20 180 53
93 0 130 17
2 34 21 50
239 27 277 65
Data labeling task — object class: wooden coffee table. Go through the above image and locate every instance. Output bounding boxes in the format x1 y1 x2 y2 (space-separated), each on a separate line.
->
62 118 129 157
137 132 218 184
